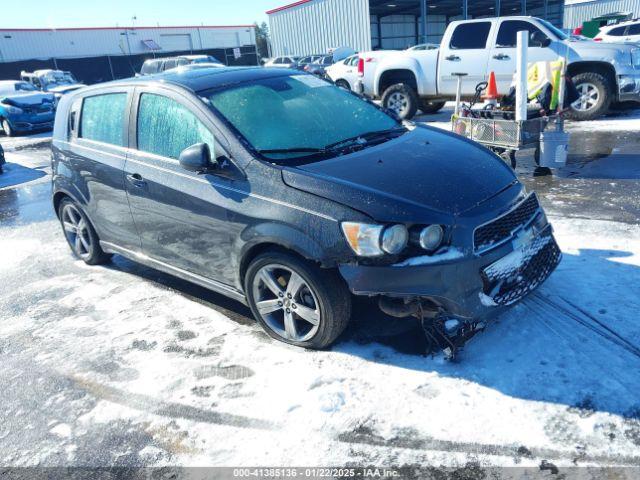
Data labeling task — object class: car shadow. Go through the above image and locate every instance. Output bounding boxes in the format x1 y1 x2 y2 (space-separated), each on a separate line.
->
333 248 640 419
0 162 47 189
104 246 640 419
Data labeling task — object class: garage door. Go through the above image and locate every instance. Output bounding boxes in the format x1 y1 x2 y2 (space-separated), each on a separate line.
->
159 34 193 52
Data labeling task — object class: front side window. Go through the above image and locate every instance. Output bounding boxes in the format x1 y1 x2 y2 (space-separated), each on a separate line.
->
137 93 215 160
628 24 640 35
203 75 399 164
449 22 492 49
79 93 128 146
496 20 547 48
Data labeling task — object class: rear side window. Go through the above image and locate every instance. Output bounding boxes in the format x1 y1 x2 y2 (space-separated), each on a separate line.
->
628 24 640 35
449 22 492 49
137 93 215 160
79 93 127 146
608 26 628 36
496 20 546 48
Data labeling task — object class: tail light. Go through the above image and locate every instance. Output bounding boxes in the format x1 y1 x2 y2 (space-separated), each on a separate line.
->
594 37 603 42
304 65 310 71
357 57 364 77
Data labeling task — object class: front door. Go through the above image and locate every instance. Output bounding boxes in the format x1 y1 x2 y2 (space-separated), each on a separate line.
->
487 19 559 95
438 20 493 96
123 87 238 284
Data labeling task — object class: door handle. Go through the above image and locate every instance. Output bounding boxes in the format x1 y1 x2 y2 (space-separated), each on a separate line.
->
445 55 460 61
493 54 510 60
126 173 147 188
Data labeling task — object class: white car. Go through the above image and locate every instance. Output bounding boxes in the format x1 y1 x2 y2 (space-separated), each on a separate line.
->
595 20 640 44
264 56 300 68
325 55 360 90
407 43 439 51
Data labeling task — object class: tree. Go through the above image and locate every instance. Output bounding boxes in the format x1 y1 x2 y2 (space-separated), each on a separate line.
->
254 21 270 59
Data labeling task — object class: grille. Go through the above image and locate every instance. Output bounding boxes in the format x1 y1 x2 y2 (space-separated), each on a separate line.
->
481 234 561 306
22 104 52 114
474 194 540 252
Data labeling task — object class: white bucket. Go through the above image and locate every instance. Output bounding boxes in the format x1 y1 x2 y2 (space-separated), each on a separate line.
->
539 130 569 168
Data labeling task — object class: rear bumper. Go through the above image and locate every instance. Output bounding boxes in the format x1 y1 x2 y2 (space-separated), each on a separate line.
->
338 224 561 321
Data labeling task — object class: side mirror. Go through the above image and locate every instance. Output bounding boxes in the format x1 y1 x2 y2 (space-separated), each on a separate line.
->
179 143 215 174
531 31 551 48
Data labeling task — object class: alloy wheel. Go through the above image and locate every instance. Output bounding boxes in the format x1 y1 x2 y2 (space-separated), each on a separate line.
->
61 203 92 260
252 264 321 342
572 82 599 112
387 92 409 117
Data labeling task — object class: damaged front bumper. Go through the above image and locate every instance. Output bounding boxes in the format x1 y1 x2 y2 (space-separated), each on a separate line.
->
338 223 561 322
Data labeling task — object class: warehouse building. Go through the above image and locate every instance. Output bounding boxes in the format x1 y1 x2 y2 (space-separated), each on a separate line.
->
564 0 640 29
0 25 257 83
267 0 565 56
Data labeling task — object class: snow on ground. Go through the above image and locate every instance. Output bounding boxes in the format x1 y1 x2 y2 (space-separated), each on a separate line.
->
1 211 639 468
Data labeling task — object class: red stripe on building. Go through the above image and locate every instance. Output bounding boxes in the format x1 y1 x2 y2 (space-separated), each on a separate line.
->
0 25 254 32
266 0 313 15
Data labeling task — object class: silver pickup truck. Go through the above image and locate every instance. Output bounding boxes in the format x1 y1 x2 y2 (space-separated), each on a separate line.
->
352 16 640 121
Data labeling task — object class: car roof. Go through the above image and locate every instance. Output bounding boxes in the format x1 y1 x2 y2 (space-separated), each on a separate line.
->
82 66 298 93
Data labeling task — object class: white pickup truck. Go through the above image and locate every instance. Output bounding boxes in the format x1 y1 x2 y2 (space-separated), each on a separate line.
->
349 16 640 121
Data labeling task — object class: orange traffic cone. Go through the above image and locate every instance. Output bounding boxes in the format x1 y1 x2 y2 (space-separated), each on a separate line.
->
483 71 499 100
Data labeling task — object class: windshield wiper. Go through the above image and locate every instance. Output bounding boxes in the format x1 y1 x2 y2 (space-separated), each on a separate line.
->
324 127 407 151
256 147 327 155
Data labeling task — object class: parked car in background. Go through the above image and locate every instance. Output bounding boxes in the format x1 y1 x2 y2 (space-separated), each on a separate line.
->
407 43 439 51
356 16 640 120
295 54 323 70
51 66 560 354
263 56 300 68
140 55 224 75
325 55 360 90
20 69 85 98
304 55 335 76
0 143 5 174
0 80 56 136
594 19 640 43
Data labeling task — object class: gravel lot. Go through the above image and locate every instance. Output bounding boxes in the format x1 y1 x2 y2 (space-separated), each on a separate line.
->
1 109 640 472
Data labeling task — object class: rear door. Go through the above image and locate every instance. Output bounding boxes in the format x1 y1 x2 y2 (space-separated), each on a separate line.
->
65 87 140 250
124 86 239 283
625 23 640 43
438 20 494 95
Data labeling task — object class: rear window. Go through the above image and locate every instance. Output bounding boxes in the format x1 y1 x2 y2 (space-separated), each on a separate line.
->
79 93 128 146
449 22 492 49
141 60 160 75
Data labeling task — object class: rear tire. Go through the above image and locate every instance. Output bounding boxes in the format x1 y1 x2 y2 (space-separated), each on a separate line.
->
245 251 351 349
58 198 112 265
419 100 446 114
381 83 419 120
335 79 351 90
566 72 612 121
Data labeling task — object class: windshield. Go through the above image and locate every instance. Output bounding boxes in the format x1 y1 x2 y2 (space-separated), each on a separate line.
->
201 75 400 163
41 71 77 87
15 82 37 92
539 19 569 40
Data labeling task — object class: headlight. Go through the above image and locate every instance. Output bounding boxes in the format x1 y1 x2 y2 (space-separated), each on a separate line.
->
419 225 444 251
341 222 384 256
381 224 408 254
6 106 23 115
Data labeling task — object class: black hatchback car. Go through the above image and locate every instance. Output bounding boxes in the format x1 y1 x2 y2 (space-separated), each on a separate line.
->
52 67 561 352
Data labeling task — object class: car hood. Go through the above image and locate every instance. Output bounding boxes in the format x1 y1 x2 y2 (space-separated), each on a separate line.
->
1 91 56 107
281 126 518 223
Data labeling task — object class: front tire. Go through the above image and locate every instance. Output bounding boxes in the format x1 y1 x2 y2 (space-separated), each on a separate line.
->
566 72 612 121
58 198 112 265
2 119 15 137
245 251 351 349
381 83 419 120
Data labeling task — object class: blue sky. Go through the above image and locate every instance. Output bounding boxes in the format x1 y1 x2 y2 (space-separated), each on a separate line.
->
5 0 283 28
